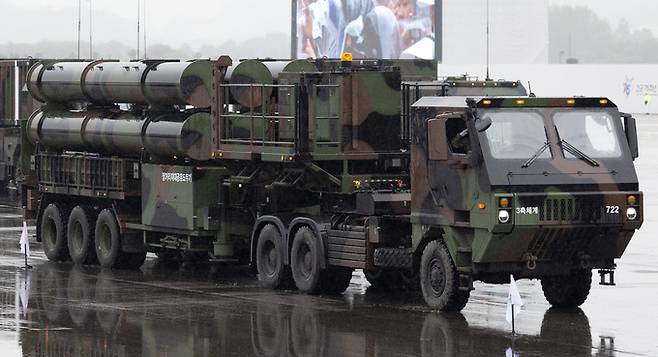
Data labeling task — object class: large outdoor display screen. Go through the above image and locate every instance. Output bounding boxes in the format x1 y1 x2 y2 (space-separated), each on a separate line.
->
292 0 441 60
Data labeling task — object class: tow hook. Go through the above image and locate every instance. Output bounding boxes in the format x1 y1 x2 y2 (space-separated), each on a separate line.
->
598 269 616 286
523 253 537 270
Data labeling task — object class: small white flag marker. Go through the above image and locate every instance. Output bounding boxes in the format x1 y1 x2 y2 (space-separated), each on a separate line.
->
19 222 30 257
506 274 523 335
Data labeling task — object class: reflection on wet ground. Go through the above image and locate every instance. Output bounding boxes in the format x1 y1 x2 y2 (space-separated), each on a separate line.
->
0 262 606 357
1 116 658 356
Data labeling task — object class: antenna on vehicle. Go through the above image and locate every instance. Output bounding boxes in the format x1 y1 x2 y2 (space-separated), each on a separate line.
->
77 0 81 59
143 0 147 59
137 0 141 59
485 0 491 81
89 0 93 58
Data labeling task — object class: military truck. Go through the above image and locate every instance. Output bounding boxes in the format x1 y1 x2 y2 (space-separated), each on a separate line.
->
21 56 642 310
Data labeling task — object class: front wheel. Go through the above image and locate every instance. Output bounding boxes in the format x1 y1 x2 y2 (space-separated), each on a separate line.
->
419 240 469 311
541 270 592 308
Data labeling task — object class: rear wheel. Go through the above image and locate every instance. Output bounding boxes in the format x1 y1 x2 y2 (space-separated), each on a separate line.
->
95 209 145 270
40 203 70 262
419 240 469 311
291 226 323 293
256 224 292 289
541 270 592 308
67 206 97 265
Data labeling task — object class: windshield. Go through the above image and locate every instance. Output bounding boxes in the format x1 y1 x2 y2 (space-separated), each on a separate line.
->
481 110 551 160
553 110 622 159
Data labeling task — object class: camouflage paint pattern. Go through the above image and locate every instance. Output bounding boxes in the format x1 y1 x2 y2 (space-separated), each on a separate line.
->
21 55 642 302
410 96 642 279
141 163 226 231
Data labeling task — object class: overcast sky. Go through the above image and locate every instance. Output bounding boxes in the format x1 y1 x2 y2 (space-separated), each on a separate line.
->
1 0 656 47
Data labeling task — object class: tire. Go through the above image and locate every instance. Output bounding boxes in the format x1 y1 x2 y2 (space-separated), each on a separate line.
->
67 206 98 265
291 226 323 294
95 209 146 270
541 270 592 308
419 240 469 311
256 224 292 289
40 203 70 262
321 267 353 295
95 209 121 269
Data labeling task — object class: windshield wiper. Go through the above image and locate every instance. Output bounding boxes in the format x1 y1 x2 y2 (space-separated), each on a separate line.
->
559 139 599 167
554 126 599 167
522 142 551 168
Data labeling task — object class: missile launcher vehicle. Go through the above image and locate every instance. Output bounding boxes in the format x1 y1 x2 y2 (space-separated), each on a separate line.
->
20 56 642 310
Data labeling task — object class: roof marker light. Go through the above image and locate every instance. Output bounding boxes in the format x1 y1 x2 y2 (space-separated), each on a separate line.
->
599 99 609 105
567 99 576 105
516 99 525 105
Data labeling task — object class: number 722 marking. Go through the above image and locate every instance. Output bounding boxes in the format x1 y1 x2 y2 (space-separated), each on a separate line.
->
605 205 619 214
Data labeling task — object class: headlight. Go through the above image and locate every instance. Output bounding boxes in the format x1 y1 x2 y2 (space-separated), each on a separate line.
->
498 210 510 224
626 207 638 221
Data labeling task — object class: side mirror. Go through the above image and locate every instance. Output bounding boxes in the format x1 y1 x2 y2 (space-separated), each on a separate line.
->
428 118 449 161
622 114 639 159
475 117 492 133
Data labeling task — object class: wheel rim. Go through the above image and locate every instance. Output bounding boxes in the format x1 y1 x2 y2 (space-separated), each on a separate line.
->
98 223 112 255
261 240 278 277
296 243 313 280
428 257 446 296
43 216 57 248
71 221 84 252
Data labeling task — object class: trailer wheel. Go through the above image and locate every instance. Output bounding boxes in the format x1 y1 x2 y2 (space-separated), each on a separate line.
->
419 240 469 311
541 270 592 308
256 224 292 289
40 203 70 262
95 209 121 268
291 226 323 293
67 206 98 265
95 209 147 270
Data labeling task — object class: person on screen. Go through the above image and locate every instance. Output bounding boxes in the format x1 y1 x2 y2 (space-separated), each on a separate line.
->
399 0 434 59
362 2 402 58
341 0 375 57
341 0 401 58
299 0 344 58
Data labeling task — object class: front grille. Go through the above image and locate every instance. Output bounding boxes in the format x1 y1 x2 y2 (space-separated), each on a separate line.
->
541 197 601 222
520 195 621 224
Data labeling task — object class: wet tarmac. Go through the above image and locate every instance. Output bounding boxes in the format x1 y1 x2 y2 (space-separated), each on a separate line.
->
0 116 657 356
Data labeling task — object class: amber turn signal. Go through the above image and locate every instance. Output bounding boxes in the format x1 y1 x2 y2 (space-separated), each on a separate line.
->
627 195 637 205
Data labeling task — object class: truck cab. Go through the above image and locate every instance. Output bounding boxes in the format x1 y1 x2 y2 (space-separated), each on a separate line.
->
410 96 643 309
